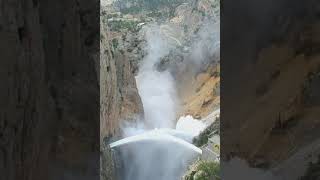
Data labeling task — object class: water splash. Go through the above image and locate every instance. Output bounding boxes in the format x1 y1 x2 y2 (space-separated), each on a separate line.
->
110 129 202 180
176 115 206 137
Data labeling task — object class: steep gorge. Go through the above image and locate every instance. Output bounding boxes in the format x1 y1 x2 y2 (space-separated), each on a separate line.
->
100 0 220 179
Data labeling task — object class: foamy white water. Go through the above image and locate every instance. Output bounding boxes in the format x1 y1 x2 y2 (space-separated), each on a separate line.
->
136 70 177 129
110 129 202 180
176 115 206 137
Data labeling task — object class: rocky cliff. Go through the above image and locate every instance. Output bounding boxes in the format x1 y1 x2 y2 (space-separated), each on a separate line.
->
100 6 144 180
223 0 320 174
100 16 144 141
0 0 99 179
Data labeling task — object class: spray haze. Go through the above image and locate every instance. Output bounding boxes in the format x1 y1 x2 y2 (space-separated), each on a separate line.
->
110 6 222 179
189 20 220 67
136 24 178 129
111 131 202 180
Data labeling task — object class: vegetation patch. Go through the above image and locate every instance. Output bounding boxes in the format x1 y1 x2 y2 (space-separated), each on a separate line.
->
108 20 139 32
112 39 119 49
114 0 184 14
184 161 220 180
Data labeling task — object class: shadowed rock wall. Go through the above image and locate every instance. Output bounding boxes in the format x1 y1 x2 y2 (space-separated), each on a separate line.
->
0 0 99 179
222 0 320 168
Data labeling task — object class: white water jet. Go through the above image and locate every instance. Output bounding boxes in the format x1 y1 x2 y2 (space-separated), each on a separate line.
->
110 130 202 180
176 115 206 137
135 24 178 129
111 115 207 180
136 70 177 129
110 130 201 154
152 128 195 143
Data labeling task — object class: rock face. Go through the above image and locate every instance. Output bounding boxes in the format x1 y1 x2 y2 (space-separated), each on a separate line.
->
100 142 116 180
177 63 220 119
223 0 320 170
100 8 144 180
1 0 100 180
100 21 143 141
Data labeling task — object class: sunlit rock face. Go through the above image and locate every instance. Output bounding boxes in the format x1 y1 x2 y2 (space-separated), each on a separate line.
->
110 130 202 180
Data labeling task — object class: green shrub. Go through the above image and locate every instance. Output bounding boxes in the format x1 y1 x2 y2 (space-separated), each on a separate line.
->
114 0 184 14
112 39 119 49
108 20 138 32
185 161 220 180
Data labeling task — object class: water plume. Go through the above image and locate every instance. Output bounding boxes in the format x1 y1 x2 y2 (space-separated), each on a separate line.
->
136 24 178 129
111 131 202 180
176 115 206 137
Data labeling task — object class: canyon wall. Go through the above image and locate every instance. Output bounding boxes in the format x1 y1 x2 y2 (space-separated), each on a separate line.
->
100 18 144 142
0 0 99 179
100 8 144 180
104 0 220 120
223 0 320 169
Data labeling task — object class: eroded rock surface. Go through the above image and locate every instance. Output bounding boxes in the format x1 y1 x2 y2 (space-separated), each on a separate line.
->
223 0 320 174
1 0 100 179
100 8 144 180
